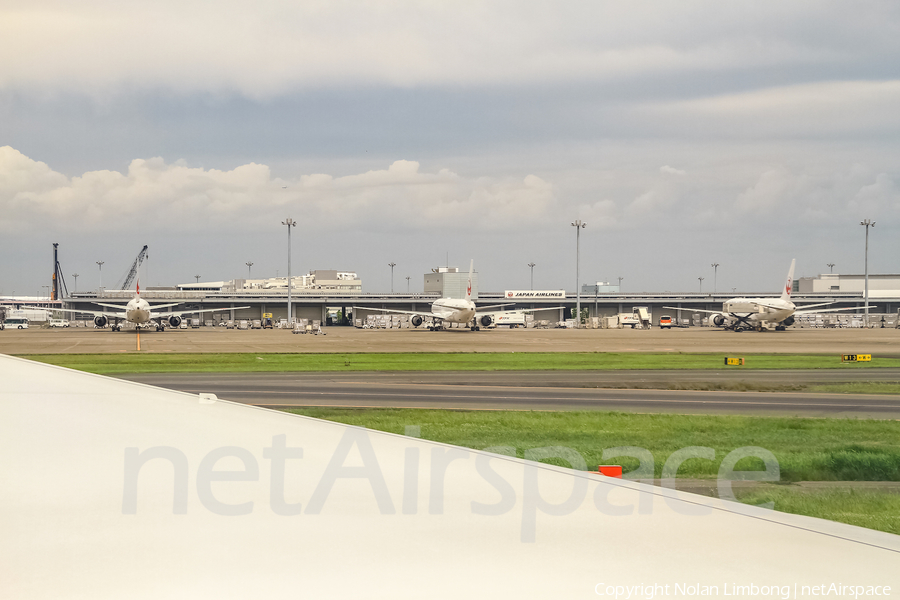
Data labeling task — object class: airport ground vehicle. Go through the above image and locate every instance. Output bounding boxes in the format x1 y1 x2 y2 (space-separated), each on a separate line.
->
659 315 673 329
49 318 70 328
5 318 29 329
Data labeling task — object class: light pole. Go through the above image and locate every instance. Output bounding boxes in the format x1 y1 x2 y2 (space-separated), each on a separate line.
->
860 219 875 327
283 218 296 323
528 262 536 290
571 220 586 326
96 261 104 291
72 273 79 293
711 263 719 294
388 262 396 293
42 285 50 300
194 275 201 283
246 261 254 278
827 263 835 274
698 277 704 293
617 276 623 291
406 276 410 293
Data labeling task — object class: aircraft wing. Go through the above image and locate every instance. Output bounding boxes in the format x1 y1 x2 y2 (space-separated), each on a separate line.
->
794 305 875 316
474 303 517 312
145 302 184 310
352 306 442 319
662 306 727 315
94 301 183 311
153 306 250 318
22 305 128 319
94 302 131 310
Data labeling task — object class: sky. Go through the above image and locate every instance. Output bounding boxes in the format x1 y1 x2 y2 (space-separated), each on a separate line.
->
2 1 899 296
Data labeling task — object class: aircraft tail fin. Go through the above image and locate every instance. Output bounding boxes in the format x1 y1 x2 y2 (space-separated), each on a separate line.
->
465 259 474 301
781 259 795 302
136 280 140 295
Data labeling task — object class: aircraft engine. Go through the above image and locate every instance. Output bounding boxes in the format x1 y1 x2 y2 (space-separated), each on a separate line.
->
712 314 727 327
410 315 423 327
93 315 108 328
781 316 795 327
168 315 182 328
479 315 494 327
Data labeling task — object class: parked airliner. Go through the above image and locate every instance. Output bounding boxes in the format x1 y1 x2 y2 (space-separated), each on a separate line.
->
31 284 248 331
355 260 511 331
666 259 869 331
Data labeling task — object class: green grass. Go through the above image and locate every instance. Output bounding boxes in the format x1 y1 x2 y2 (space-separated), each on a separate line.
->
18 351 900 375
809 382 900 395
280 408 900 534
280 408 900 482
735 488 900 535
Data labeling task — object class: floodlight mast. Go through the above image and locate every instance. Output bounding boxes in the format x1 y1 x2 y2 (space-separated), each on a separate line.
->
571 220 586 326
283 218 297 323
860 219 875 327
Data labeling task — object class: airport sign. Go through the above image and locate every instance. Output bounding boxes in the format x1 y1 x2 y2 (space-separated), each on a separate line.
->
505 290 566 299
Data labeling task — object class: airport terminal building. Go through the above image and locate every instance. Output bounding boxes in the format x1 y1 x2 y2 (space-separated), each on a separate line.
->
8 268 900 328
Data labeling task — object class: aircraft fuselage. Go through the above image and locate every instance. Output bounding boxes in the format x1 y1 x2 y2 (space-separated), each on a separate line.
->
431 298 476 324
723 297 795 325
124 296 153 326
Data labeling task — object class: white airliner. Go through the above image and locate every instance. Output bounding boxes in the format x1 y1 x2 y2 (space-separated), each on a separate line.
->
356 260 512 331
34 284 248 332
666 259 869 331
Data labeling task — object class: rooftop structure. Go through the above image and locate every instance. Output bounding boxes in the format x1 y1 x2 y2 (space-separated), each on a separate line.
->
176 270 362 295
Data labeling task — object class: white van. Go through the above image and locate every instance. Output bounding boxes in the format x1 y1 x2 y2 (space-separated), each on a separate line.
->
5 317 29 329
49 318 70 328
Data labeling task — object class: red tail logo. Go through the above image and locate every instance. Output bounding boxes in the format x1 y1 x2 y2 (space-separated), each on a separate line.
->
137 281 140 295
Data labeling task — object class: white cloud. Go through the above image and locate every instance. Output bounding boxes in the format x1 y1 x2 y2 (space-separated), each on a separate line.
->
640 80 900 138
2 2 897 97
0 146 555 234
660 165 686 176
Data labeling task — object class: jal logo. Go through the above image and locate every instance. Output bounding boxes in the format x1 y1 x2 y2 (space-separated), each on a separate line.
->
785 279 792 295
507 292 513 298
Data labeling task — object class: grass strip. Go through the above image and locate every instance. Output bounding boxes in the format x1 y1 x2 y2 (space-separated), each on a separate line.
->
279 408 900 482
735 488 900 535
808 382 900 395
18 351 900 375
280 408 900 534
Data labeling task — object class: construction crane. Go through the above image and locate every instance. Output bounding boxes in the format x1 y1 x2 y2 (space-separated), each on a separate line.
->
51 242 70 300
116 245 149 291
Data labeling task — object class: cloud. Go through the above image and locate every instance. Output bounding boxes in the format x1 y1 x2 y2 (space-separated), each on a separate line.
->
639 80 900 138
660 165 686 176
733 165 900 222
0 146 555 234
2 2 898 98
